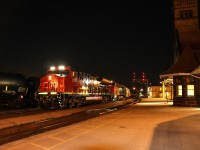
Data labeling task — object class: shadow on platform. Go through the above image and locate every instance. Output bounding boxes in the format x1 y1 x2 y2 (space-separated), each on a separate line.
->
150 113 200 150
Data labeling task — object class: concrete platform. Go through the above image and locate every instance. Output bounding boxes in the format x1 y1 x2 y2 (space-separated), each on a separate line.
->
0 100 131 130
1 100 200 150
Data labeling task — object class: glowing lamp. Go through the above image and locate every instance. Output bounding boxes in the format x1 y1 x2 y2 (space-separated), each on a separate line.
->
58 65 65 70
93 80 98 85
84 79 90 85
50 66 55 71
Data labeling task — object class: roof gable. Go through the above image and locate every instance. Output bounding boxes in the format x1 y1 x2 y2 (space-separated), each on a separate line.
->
161 44 200 77
191 65 200 75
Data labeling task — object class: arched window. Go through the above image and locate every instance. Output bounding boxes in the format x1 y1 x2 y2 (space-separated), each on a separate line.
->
189 10 193 18
179 10 193 19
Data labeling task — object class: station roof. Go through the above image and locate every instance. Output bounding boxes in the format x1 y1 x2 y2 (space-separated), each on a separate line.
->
160 43 200 78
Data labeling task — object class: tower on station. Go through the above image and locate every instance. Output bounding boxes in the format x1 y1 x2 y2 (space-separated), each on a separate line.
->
173 0 200 62
160 0 200 106
174 0 199 32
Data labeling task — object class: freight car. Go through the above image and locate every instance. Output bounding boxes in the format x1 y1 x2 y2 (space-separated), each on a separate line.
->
0 72 39 108
0 72 27 108
37 65 131 109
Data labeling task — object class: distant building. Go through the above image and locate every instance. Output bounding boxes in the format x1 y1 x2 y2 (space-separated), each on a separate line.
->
148 85 173 99
160 0 200 107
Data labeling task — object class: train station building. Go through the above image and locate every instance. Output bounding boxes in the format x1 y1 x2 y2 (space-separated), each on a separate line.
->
160 0 200 107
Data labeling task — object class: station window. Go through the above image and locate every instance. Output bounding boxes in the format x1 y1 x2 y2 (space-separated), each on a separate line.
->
179 10 193 19
177 85 182 96
187 85 194 96
189 10 192 18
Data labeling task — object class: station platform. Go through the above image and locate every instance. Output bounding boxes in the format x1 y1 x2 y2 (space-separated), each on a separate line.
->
1 99 200 150
0 100 131 130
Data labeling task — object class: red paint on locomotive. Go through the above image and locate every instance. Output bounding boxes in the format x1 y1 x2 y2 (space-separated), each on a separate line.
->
37 65 130 109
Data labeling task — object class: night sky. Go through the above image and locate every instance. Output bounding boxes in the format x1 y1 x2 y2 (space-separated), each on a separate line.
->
0 0 174 88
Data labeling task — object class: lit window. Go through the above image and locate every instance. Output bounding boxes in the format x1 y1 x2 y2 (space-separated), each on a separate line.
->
177 85 182 96
187 85 194 96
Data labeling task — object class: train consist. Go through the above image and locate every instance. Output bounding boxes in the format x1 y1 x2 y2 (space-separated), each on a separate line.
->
0 65 131 109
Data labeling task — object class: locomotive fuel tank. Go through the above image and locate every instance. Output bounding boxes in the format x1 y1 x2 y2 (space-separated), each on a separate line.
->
0 72 27 107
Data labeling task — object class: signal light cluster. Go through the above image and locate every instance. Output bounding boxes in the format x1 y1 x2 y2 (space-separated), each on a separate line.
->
142 72 146 82
132 72 136 82
132 72 147 83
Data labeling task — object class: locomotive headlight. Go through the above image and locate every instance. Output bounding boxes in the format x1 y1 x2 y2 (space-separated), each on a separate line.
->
58 65 65 70
50 66 56 71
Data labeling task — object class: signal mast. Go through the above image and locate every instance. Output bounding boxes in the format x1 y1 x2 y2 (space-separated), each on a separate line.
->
132 72 148 98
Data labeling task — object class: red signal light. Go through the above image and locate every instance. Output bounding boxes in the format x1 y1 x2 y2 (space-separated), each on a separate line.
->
132 72 136 82
141 72 146 82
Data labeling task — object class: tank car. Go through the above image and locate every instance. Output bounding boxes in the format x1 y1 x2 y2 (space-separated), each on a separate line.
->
0 72 28 108
37 65 130 109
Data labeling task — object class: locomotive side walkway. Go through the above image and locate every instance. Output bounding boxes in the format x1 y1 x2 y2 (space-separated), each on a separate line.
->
1 98 200 150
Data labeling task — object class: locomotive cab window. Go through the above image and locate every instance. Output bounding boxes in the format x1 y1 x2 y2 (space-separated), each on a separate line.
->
47 70 69 76
72 71 78 77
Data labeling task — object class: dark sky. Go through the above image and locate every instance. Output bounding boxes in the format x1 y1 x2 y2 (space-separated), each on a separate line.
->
0 0 174 88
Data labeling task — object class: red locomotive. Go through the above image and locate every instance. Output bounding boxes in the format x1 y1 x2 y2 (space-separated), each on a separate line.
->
38 65 130 109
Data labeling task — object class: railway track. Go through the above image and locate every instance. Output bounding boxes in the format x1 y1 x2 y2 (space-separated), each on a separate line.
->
0 99 139 145
0 103 115 119
0 107 47 119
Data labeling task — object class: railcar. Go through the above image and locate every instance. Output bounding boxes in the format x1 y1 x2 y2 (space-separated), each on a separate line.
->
116 84 131 100
37 65 130 109
0 72 28 108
